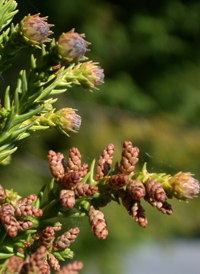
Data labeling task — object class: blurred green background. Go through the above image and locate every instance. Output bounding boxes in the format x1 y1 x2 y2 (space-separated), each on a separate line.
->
1 0 200 273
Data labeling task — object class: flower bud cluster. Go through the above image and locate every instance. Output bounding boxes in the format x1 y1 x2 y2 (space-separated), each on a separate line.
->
11 223 81 273
48 141 199 241
0 190 43 237
48 148 99 207
95 141 199 229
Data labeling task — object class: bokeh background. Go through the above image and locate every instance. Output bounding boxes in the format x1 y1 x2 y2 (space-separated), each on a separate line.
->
1 0 200 273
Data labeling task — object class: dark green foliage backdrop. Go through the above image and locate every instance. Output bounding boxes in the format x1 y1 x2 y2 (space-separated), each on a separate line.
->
1 1 200 273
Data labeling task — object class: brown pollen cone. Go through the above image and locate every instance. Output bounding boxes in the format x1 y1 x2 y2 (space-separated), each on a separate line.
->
48 150 66 182
157 201 173 215
78 163 89 180
55 261 83 274
144 193 173 215
18 220 33 231
146 178 166 203
60 189 75 208
53 227 80 251
128 180 146 200
118 189 148 227
15 203 43 218
47 253 60 271
95 143 114 180
0 203 19 237
61 171 80 188
0 184 6 201
88 206 108 240
41 226 55 250
74 183 98 196
3 255 24 274
27 246 47 274
107 174 129 189
67 147 82 172
118 141 139 175
131 200 148 228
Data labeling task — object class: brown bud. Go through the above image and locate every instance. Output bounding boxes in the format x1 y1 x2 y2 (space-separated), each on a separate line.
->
67 147 82 172
53 227 80 251
42 226 55 250
146 178 166 203
47 253 60 271
107 174 129 189
57 29 90 63
95 143 114 180
21 14 53 45
88 206 108 240
118 141 139 175
56 261 83 274
74 183 98 196
60 189 75 208
48 150 66 181
128 180 146 200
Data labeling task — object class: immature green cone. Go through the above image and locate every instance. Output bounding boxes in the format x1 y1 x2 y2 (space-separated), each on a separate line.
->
20 14 53 45
79 62 105 89
55 108 81 133
167 172 199 200
34 108 81 134
57 29 90 63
